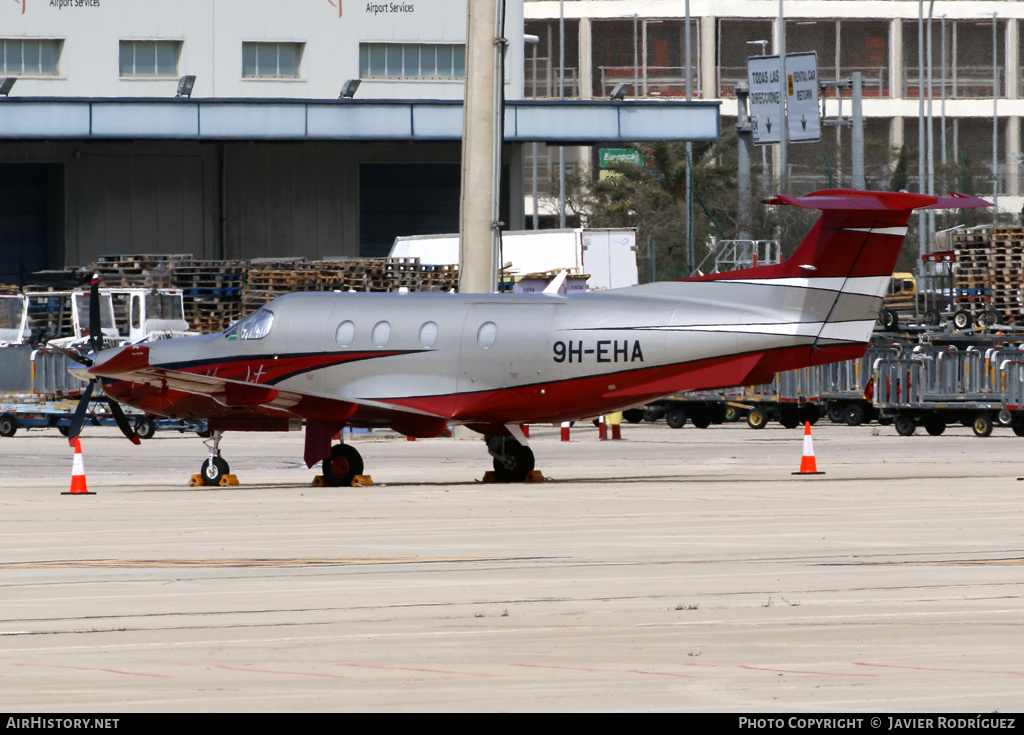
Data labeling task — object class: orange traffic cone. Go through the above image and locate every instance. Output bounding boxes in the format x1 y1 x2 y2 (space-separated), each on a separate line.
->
63 437 95 495
560 421 571 441
792 422 825 476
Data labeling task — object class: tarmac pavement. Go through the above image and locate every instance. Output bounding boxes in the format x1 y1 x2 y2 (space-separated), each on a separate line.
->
0 419 1022 712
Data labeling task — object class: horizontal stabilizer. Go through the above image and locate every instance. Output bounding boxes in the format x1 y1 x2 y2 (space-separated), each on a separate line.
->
766 189 991 212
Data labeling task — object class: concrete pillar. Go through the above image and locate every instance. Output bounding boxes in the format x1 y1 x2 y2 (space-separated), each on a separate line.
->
1007 19 1019 101
579 16 592 99
890 116 904 152
459 0 500 293
700 16 716 98
1008 116 1020 197
890 18 902 99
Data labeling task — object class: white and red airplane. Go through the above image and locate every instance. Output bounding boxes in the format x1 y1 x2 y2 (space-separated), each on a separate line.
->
68 189 988 485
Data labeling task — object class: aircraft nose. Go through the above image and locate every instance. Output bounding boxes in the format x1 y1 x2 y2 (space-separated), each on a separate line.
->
67 361 92 383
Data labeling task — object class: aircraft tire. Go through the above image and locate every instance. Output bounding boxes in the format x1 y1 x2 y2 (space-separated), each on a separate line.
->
492 444 534 483
323 444 364 487
200 456 229 486
0 413 16 438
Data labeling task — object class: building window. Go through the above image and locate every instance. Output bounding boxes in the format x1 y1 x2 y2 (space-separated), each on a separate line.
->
242 42 303 79
524 20 580 98
359 43 466 80
590 19 700 98
903 19 1004 99
119 40 180 77
1 39 61 75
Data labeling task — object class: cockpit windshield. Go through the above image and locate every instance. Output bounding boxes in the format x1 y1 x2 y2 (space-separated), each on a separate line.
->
224 308 274 340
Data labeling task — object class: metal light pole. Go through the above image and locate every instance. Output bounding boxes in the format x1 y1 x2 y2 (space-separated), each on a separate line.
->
992 12 999 214
685 0 694 274
526 34 539 229
917 0 925 296
778 0 787 193
558 0 566 229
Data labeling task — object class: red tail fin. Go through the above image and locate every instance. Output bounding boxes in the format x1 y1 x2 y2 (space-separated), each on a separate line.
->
687 189 990 283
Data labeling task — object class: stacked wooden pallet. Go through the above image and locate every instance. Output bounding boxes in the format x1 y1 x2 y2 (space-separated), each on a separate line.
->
92 254 192 288
952 226 1024 325
243 258 322 312
172 260 247 333
22 255 462 334
420 264 459 292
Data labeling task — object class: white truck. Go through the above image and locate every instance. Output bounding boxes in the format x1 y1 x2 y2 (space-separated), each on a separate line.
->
389 228 639 291
0 287 199 438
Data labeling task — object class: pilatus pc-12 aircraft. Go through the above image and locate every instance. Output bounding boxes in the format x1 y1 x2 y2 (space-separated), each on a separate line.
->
67 189 988 485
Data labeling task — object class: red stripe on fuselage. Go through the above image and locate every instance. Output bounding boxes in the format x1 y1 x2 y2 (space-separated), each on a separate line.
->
104 343 867 431
374 341 866 425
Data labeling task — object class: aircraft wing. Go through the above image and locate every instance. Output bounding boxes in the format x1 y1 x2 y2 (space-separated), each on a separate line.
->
86 344 313 412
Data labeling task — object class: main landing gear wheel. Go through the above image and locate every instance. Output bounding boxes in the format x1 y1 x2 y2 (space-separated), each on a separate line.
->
322 443 364 487
200 456 229 485
487 436 535 483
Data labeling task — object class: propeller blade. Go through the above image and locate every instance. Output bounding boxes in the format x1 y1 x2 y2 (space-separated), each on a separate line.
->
88 273 102 355
67 380 96 444
49 344 93 367
106 398 141 446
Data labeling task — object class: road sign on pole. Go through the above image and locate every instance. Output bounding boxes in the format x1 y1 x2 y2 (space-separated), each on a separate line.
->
747 55 782 145
785 51 820 143
747 52 820 146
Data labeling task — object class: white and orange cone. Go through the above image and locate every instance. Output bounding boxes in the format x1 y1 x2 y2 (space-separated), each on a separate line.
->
63 437 95 495
793 422 825 476
560 421 571 441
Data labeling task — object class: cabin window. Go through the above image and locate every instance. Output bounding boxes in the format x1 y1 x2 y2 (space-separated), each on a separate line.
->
477 321 497 348
336 320 355 347
225 308 274 340
372 320 391 347
419 321 438 348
